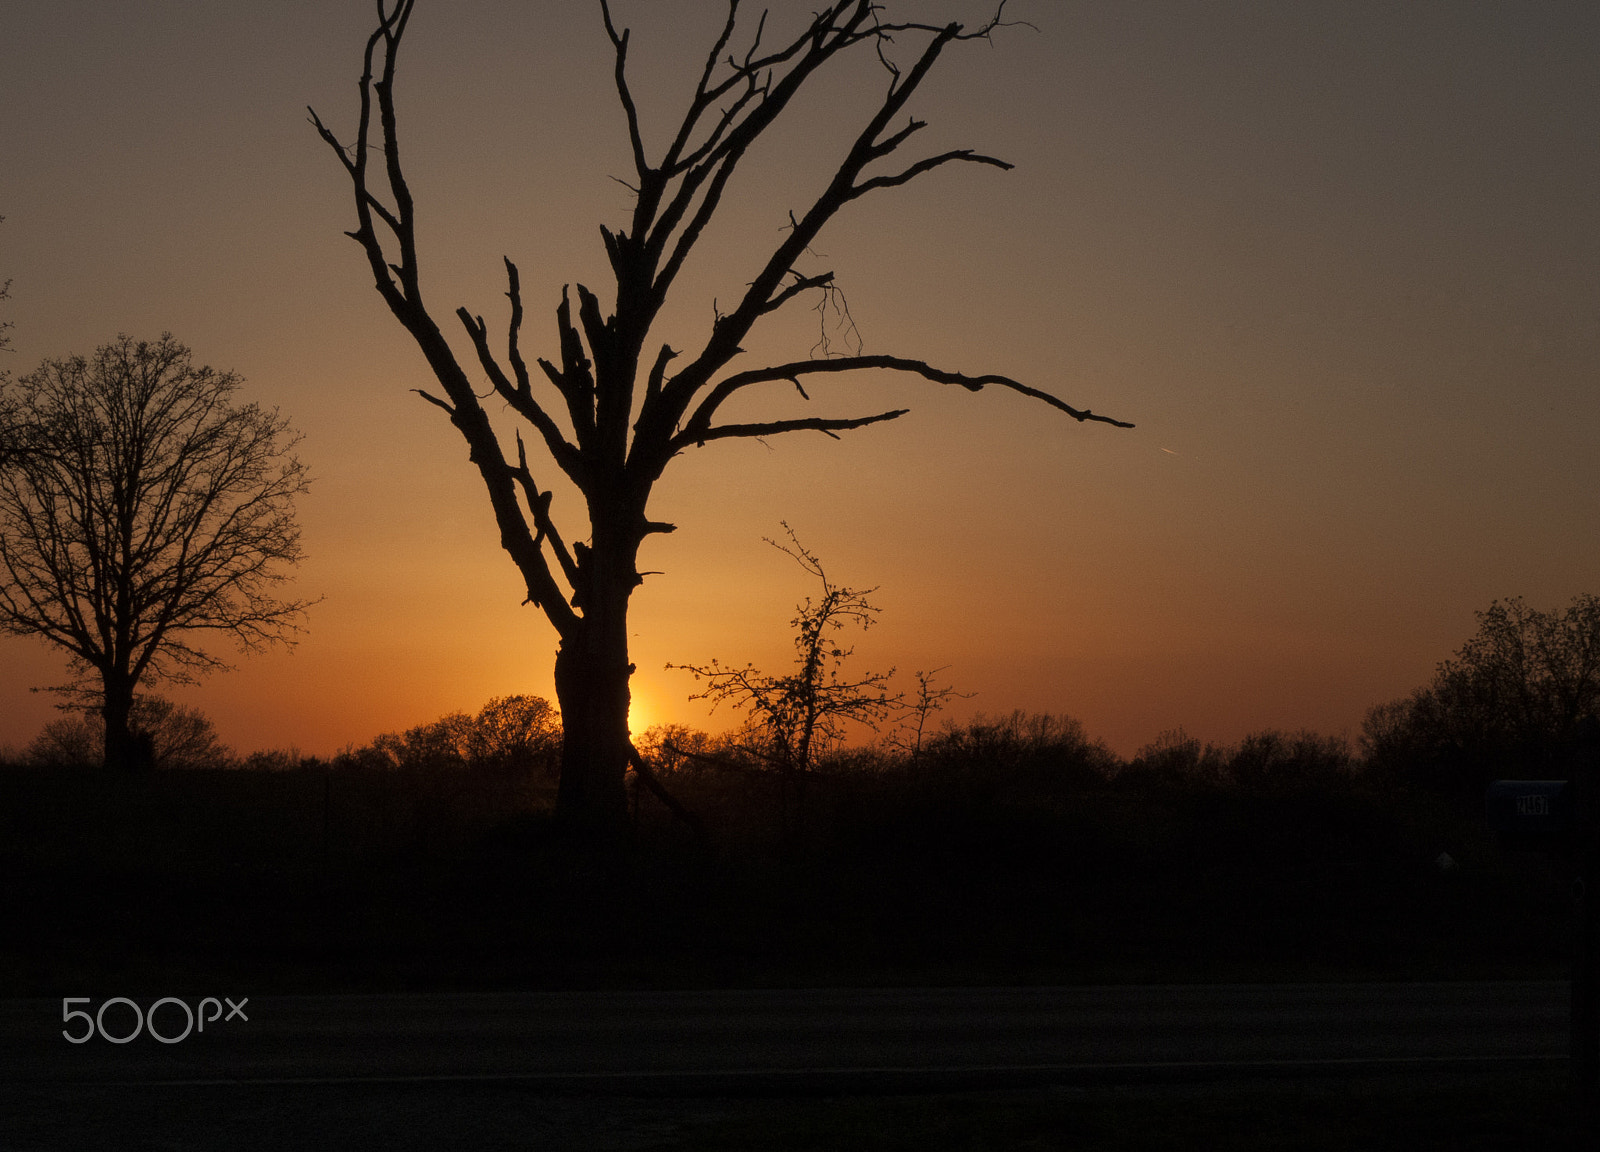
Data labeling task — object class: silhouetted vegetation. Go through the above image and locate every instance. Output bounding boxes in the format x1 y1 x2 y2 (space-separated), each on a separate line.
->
4 593 1592 993
0 215 12 360
331 694 560 777
312 2 1131 838
0 334 314 771
1363 594 1600 807
669 525 901 840
23 695 234 771
671 525 899 777
0 215 25 465
0 691 1570 994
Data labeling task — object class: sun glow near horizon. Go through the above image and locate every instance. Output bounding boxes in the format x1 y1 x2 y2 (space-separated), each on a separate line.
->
1 3 1597 763
627 689 659 738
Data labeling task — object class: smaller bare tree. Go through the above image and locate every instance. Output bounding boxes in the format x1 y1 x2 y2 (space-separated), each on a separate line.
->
888 666 975 761
670 525 897 829
0 334 314 771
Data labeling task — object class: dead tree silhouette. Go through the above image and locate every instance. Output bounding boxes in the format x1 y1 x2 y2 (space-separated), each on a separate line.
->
312 1 1132 841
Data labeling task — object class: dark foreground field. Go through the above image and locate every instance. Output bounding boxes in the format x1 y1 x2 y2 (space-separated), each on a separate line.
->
7 1069 1593 1151
0 725 1573 993
3 734 1591 1149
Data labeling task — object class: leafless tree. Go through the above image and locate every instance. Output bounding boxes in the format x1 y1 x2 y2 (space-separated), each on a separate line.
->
672 524 898 774
341 694 562 774
312 1 1131 838
1364 594 1600 791
671 525 897 839
0 334 314 771
889 666 975 761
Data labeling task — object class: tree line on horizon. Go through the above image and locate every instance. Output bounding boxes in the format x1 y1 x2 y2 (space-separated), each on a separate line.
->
8 592 1598 825
1 2 1135 824
3 4 1593 852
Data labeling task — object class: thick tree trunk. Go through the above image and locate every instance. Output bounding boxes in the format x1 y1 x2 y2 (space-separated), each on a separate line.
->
102 674 137 773
552 595 633 840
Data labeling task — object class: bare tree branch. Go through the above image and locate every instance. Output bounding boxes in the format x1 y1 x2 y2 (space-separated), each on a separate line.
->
762 269 836 317
511 431 580 592
309 0 579 637
642 10 1036 452
848 147 1012 198
627 740 712 848
599 0 651 181
675 408 909 450
678 355 1134 451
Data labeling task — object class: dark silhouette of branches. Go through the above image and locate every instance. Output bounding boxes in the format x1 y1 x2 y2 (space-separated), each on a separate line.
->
0 334 314 771
626 740 712 849
670 525 898 838
336 695 560 775
25 695 234 771
1364 594 1600 797
312 1 1131 837
0 215 21 465
0 215 12 361
888 666 975 760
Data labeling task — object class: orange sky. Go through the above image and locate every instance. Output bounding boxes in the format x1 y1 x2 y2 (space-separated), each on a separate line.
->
2 1 1597 759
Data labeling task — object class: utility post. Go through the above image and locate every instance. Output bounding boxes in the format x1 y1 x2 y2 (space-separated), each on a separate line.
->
1486 764 1594 1097
1572 718 1600 1099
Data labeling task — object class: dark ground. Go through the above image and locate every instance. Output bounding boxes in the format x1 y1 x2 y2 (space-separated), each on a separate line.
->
0 756 1586 1149
0 757 1573 996
6 1068 1594 1151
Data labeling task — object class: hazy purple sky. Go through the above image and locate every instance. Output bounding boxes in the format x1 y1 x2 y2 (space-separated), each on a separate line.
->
2 1 1596 757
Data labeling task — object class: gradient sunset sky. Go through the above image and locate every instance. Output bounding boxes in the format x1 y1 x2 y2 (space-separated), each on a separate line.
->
2 0 1596 758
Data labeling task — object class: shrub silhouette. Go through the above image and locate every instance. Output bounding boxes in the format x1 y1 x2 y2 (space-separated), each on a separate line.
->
335 694 559 776
24 695 234 770
0 700 1572 990
1364 594 1600 802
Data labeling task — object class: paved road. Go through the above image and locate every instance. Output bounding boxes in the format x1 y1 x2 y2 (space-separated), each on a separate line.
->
3 981 1568 1091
